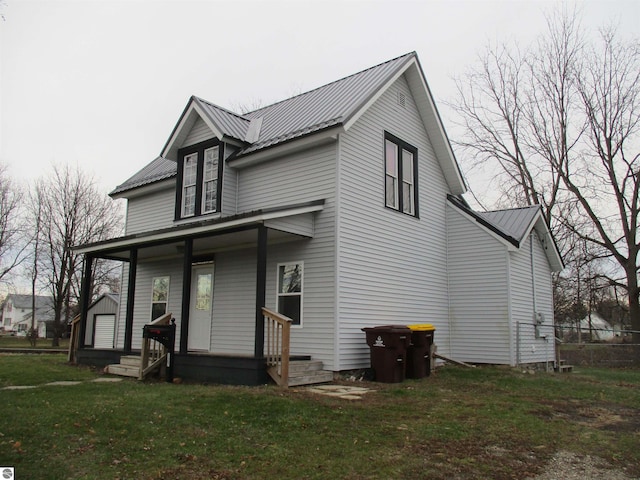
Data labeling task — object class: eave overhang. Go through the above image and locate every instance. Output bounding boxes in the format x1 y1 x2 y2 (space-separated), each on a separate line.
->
74 200 325 258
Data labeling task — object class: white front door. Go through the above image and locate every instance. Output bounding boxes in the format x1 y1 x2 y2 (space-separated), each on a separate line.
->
187 264 214 351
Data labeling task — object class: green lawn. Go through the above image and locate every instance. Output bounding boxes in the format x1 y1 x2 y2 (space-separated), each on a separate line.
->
0 335 69 349
0 355 638 479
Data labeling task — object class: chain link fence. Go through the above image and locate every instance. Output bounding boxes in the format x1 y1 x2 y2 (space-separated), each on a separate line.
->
516 322 640 369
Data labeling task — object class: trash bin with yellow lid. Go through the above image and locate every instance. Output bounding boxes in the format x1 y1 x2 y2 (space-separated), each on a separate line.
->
406 324 436 378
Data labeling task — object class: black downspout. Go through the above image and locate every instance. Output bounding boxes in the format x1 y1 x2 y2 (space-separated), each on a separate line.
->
254 225 267 358
78 254 93 349
180 238 193 354
124 248 137 354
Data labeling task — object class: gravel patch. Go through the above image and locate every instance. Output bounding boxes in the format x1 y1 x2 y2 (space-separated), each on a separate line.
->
527 450 636 480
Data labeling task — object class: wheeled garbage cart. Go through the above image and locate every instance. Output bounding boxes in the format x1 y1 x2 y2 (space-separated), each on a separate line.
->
406 324 435 379
362 325 412 383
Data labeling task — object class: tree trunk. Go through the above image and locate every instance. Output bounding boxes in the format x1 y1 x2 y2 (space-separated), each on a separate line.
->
627 263 640 344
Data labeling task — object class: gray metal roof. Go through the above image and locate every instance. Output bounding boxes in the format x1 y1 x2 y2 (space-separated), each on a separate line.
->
477 206 540 243
111 156 176 195
239 52 414 154
3 294 53 310
114 52 432 195
193 97 251 142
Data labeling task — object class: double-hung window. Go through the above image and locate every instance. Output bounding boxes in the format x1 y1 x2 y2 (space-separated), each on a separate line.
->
202 146 219 214
277 262 303 326
176 140 223 220
151 276 170 321
384 132 418 216
181 153 198 217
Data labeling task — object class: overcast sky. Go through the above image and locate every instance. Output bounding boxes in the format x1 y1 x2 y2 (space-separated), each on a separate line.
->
1 0 638 198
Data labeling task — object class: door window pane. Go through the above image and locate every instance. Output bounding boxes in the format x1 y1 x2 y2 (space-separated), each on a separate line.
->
195 273 212 310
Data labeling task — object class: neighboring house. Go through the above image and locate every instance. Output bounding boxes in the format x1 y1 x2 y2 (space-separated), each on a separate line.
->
1 294 54 338
567 312 618 342
83 293 119 349
74 52 563 385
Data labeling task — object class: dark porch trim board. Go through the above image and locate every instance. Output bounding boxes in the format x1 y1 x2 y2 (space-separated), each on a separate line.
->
179 238 193 354
76 349 271 386
124 248 138 353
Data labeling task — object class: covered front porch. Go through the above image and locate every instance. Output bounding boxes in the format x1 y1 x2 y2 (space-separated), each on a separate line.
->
73 201 332 386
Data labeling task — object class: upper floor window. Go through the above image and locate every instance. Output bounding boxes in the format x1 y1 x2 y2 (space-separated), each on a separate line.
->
384 132 418 217
176 140 223 220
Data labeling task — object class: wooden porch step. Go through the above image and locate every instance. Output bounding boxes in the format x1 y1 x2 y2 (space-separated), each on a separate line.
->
287 360 334 386
556 359 573 373
106 363 140 377
105 355 141 378
119 355 142 367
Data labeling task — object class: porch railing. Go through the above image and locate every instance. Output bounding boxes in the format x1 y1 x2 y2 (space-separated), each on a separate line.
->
140 313 175 381
263 307 292 387
68 314 81 363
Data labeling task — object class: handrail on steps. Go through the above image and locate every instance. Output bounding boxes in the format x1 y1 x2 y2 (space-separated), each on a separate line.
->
68 314 82 363
140 312 175 381
263 307 292 387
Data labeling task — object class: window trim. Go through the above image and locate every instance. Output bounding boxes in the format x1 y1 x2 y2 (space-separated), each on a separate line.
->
384 132 419 217
276 261 304 327
175 139 224 220
150 275 170 321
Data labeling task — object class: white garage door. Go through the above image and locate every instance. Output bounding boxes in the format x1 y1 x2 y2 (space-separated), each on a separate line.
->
94 314 115 349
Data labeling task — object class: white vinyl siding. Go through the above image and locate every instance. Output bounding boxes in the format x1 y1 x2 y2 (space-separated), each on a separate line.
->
125 186 176 235
210 248 256 355
511 232 555 365
336 74 451 370
221 145 238 216
128 259 184 350
237 143 337 368
446 204 512 364
182 116 213 148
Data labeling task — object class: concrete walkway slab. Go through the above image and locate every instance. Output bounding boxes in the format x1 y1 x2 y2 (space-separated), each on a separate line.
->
307 384 373 400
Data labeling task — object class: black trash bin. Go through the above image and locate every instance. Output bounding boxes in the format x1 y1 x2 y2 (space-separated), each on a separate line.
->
406 324 436 379
362 325 412 383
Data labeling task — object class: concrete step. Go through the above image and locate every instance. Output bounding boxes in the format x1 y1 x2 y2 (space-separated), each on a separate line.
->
288 369 334 387
106 363 140 377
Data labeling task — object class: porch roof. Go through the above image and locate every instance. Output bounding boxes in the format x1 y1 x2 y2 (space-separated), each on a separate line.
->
74 200 324 260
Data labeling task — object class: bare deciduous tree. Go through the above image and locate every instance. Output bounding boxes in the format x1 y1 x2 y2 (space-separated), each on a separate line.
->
0 164 27 285
451 7 640 342
32 165 123 346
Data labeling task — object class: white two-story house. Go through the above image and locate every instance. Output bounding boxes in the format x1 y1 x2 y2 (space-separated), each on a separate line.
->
75 52 563 385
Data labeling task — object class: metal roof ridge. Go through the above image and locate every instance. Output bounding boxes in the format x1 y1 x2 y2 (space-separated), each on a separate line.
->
447 195 520 247
484 204 541 214
243 52 417 116
192 96 251 122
